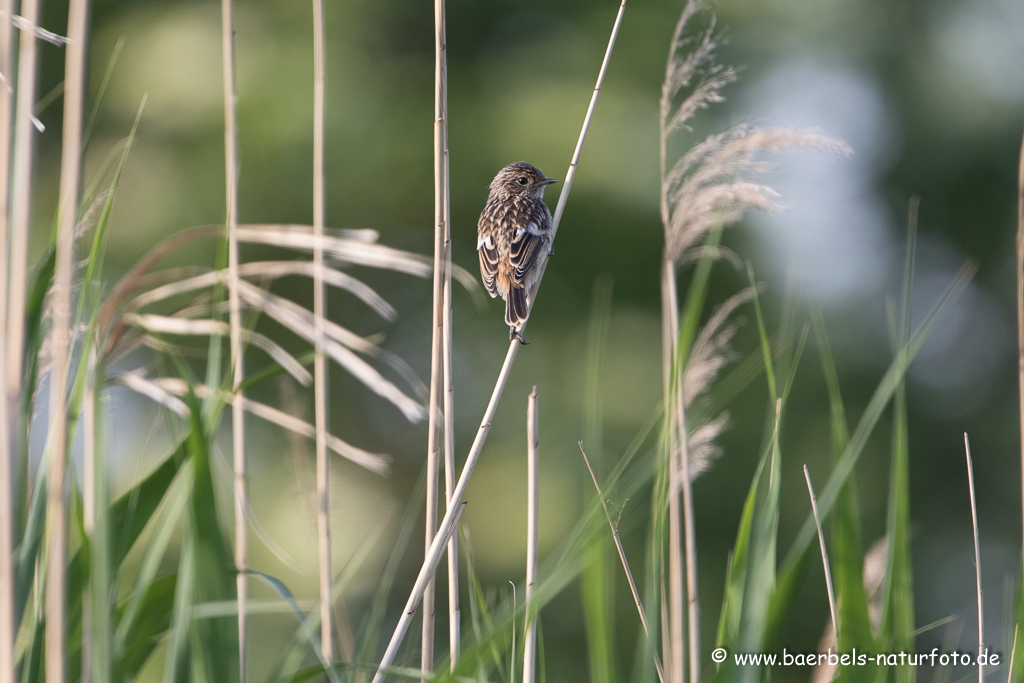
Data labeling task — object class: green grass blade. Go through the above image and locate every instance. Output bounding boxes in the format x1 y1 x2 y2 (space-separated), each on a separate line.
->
113 465 189 658
747 265 777 402
879 217 919 683
812 310 875 681
677 226 722 369
81 35 126 155
76 96 146 325
164 523 194 683
781 261 975 572
114 573 178 681
181 386 240 683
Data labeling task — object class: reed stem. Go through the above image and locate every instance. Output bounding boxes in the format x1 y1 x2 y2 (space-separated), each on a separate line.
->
220 0 246 676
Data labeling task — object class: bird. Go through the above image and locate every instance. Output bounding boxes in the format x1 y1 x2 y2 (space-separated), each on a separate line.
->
476 162 557 344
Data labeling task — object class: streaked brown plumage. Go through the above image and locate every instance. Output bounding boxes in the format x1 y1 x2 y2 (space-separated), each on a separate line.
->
476 162 556 344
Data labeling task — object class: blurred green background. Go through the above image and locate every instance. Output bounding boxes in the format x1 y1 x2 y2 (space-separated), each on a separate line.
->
23 0 1024 679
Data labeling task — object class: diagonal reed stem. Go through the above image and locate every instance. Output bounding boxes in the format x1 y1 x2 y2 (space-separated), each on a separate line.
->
220 0 247 677
312 0 334 666
371 4 627 681
802 465 837 638
579 442 667 683
963 433 983 683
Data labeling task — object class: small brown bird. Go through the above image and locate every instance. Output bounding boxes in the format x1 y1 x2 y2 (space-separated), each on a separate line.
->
477 162 557 344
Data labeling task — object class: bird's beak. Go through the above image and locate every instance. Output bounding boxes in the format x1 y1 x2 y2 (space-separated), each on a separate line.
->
540 177 557 185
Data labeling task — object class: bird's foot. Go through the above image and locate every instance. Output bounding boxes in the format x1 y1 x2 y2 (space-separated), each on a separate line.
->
510 326 530 345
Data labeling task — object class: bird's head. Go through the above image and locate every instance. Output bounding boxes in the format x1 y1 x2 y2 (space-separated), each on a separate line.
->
489 161 557 200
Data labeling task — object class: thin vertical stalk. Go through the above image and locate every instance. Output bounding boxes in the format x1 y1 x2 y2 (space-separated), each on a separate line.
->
220 0 246 677
8 0 47 679
963 433 983 683
435 0 459 668
675 321 699 683
421 0 447 668
0 0 16 676
312 0 333 665
83 342 110 683
661 257 683 683
371 5 626 680
802 465 837 637
309 0 333 667
1017 133 1024 580
523 388 539 683
57 0 91 679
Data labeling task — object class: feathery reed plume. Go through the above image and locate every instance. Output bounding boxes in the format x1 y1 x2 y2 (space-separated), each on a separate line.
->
371 5 628 680
312 0 333 665
0 0 13 672
219 0 247 675
658 4 850 680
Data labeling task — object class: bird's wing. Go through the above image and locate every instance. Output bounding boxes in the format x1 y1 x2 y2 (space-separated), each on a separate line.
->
510 222 548 286
477 227 500 298
510 230 545 285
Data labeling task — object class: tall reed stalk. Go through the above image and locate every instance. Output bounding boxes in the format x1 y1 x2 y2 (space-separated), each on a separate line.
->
523 388 539 683
1017 133 1024 576
220 0 247 676
311 0 334 666
58 1 91 681
7 0 45 679
436 0 459 667
423 0 457 673
0 0 15 678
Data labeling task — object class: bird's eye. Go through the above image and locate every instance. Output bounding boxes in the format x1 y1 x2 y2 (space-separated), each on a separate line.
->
517 177 529 185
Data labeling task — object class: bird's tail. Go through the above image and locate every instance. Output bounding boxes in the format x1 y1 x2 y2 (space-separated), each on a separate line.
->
505 285 529 330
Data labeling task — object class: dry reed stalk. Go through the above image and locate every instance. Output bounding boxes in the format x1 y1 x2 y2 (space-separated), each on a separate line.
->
579 443 667 683
1017 133 1024 577
523 389 539 683
370 5 627 680
802 465 837 638
675 363 698 683
436 0 459 667
6 1 47 679
56 1 90 680
220 0 246 677
1008 625 1018 683
0 0 15 677
312 0 333 665
963 433 983 683
82 343 98 683
422 0 447 667
661 260 684 683
7 0 40 516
